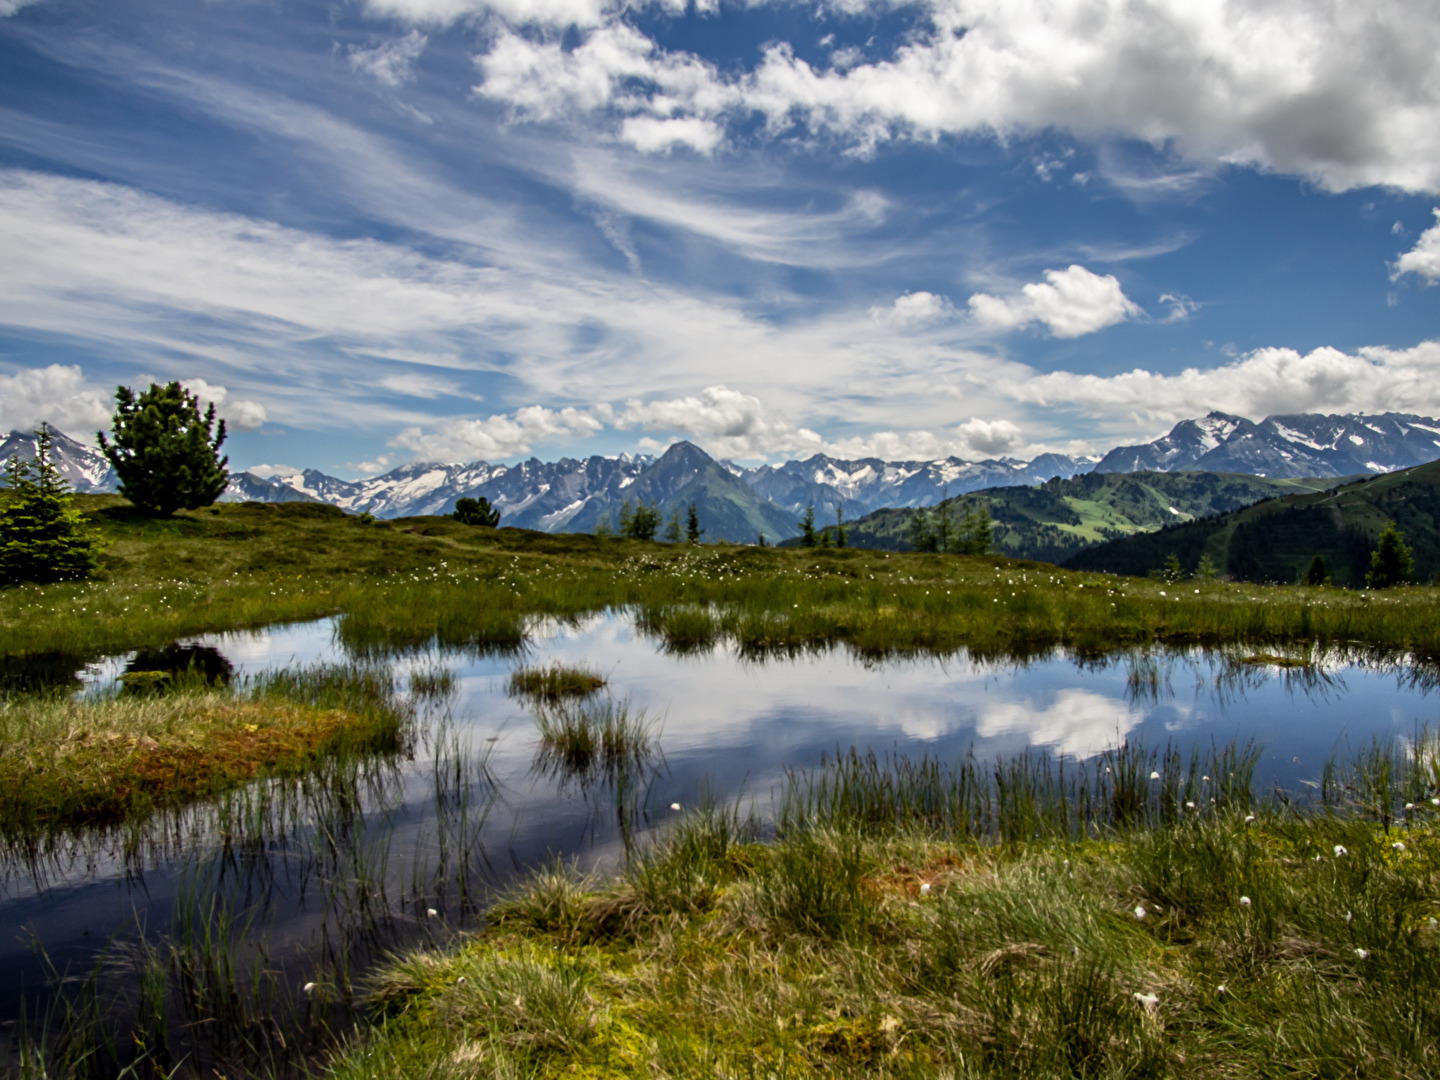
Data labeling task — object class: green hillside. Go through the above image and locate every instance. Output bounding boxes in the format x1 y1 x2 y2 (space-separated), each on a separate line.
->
1065 459 1440 584
823 471 1336 563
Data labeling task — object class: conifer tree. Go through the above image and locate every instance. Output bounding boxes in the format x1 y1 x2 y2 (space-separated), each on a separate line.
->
0 424 102 585
907 506 936 552
1366 522 1414 589
1304 554 1330 586
798 505 817 547
453 496 500 527
98 382 229 516
663 509 682 543
686 501 704 544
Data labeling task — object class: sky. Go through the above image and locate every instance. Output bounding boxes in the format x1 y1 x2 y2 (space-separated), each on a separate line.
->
1 0 1438 478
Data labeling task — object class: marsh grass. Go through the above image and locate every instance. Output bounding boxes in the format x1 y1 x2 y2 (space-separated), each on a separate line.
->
507 662 607 702
5 499 1440 675
531 697 656 777
338 740 1440 1080
0 664 408 834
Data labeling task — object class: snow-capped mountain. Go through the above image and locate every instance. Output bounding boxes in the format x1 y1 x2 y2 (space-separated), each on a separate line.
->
10 410 1440 537
0 428 116 492
1094 412 1440 478
735 452 1099 520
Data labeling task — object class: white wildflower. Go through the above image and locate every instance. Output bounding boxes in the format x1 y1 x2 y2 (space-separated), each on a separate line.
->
427 907 438 918
1150 771 1160 781
1392 841 1406 852
670 802 682 811
1333 845 1348 857
1134 905 1147 920
1344 911 1353 924
1354 948 1369 960
1239 896 1251 907
1245 814 1256 824
303 982 317 994
1133 991 1159 1010
919 882 932 895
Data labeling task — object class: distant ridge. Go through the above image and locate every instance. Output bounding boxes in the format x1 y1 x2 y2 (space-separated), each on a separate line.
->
6 410 1440 544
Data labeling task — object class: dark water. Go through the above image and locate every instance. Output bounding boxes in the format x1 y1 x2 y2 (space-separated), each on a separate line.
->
2 612 1437 1064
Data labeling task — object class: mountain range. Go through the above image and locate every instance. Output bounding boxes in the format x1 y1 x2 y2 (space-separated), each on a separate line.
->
4 410 1440 544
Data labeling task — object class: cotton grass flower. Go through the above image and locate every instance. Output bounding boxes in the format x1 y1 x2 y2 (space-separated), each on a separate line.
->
1150 771 1160 780
1133 992 1159 1011
1333 845 1348 857
1134 905 1147 920
302 982 317 994
1244 814 1256 824
670 802 682 811
1392 841 1406 852
1239 895 1251 907
427 907 438 918
1355 948 1370 960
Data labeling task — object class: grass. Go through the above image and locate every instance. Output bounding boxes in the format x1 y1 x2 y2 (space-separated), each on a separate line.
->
3 497 1440 677
333 742 1440 1080
531 697 657 778
508 662 608 701
0 664 408 833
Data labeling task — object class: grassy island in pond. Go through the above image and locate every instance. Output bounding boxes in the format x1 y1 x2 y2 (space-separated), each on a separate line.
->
0 665 406 832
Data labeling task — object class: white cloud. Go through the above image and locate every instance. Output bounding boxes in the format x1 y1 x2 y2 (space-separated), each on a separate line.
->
955 417 1023 456
1008 339 1440 426
967 265 1140 338
349 30 429 88
1393 209 1440 282
869 291 955 329
180 378 269 432
376 371 469 398
977 689 1139 759
247 463 300 479
473 0 1440 193
619 116 723 155
365 0 606 28
391 404 603 460
0 364 112 436
0 0 42 16
610 385 824 460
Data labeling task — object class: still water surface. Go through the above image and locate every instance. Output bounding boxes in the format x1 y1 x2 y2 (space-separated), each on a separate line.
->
3 611 1437 1028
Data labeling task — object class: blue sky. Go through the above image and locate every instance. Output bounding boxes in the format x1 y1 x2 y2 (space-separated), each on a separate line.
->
1 0 1438 477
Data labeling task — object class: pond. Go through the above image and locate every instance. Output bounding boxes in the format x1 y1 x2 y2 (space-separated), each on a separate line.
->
2 610 1437 1072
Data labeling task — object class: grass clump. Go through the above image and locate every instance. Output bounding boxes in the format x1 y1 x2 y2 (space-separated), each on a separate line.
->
508 661 607 701
531 697 655 777
0 664 406 832
337 743 1440 1080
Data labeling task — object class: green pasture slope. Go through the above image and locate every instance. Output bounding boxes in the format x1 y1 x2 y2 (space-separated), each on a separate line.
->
1067 459 1440 585
5 491 1440 675
828 471 1337 563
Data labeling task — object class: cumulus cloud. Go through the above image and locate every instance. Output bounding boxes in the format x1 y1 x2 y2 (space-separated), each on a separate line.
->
609 385 824 459
955 417 1024 456
1008 339 1440 426
180 378 269 432
349 30 429 87
391 404 603 460
967 265 1140 338
0 364 112 436
472 0 1440 193
869 291 955 329
619 116 722 155
1394 209 1440 282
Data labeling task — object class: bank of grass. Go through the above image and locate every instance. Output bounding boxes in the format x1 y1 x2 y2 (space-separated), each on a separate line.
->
3 495 1440 672
0 665 406 832
337 747 1440 1080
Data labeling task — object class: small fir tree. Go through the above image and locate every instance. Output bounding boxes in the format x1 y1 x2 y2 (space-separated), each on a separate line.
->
798 505 817 547
834 502 847 549
957 506 993 555
98 382 229 515
452 496 500 527
907 506 937 552
686 502 704 544
620 500 660 540
1162 553 1184 583
663 509 683 543
1366 522 1414 589
0 424 102 585
1193 552 1220 581
1304 554 1330 586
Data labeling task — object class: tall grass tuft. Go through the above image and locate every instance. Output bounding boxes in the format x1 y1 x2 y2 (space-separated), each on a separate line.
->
507 662 606 702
